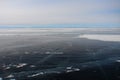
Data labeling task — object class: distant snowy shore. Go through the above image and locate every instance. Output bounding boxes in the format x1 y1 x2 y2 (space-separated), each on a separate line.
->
78 34 120 42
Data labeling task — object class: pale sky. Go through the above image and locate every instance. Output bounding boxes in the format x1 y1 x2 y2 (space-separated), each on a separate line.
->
0 0 120 25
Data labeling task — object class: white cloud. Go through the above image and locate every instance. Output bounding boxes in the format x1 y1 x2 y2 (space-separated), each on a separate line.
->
0 0 120 24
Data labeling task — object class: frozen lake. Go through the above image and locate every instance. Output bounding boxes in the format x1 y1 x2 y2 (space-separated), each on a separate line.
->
0 28 120 80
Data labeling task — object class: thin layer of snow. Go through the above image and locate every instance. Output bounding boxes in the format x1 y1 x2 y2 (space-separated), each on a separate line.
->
28 72 44 77
16 63 27 68
66 66 72 70
4 66 11 70
74 68 80 71
30 65 36 68
66 70 73 73
116 60 120 62
6 74 14 78
0 78 2 80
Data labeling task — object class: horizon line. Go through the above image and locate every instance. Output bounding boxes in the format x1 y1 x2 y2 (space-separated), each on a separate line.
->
0 24 120 28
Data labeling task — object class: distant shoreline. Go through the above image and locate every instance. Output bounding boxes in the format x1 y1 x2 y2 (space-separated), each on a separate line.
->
0 27 120 29
0 24 120 28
